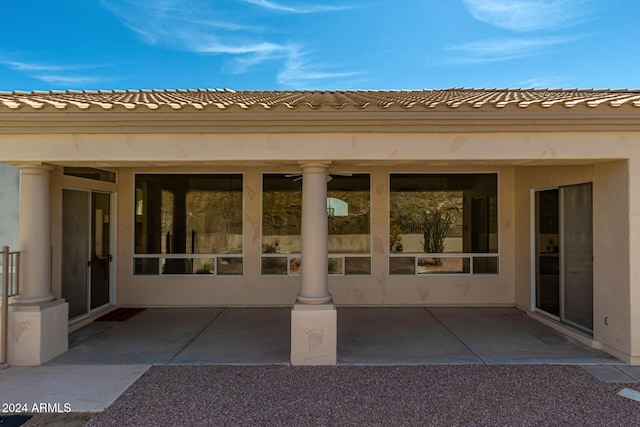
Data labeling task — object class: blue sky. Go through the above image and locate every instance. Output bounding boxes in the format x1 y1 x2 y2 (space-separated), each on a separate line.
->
0 0 638 91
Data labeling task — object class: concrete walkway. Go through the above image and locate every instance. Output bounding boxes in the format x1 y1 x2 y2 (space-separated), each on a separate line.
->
0 307 629 414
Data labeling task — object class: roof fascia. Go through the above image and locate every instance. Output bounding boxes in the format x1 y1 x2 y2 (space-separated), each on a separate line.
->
1 106 639 134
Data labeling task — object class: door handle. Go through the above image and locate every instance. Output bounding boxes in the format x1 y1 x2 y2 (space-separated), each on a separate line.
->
109 254 113 262
87 260 91 267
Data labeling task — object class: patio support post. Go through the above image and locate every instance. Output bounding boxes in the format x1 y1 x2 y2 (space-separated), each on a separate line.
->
291 161 336 366
297 162 332 304
8 164 68 366
12 165 54 305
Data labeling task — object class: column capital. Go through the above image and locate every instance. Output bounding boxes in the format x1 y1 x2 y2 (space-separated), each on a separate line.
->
297 161 332 170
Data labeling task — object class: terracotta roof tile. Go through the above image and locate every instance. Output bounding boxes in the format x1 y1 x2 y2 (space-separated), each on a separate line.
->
0 88 639 111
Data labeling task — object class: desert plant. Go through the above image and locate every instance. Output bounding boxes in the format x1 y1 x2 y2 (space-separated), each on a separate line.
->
328 258 337 273
389 224 403 253
262 243 276 254
421 208 453 265
196 263 215 274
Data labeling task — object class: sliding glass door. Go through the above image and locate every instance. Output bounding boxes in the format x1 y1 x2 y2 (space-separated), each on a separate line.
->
535 183 593 333
62 189 112 320
561 183 593 331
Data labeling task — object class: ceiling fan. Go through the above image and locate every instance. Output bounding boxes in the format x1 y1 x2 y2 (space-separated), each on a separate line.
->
285 172 352 182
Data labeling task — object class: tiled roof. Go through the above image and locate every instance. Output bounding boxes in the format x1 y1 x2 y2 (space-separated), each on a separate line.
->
0 88 639 111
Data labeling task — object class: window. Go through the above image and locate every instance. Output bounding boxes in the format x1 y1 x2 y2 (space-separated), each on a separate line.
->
134 174 243 275
64 167 116 183
261 173 371 275
389 173 498 275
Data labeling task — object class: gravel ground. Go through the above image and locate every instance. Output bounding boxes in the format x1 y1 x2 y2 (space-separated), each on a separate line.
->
82 365 640 427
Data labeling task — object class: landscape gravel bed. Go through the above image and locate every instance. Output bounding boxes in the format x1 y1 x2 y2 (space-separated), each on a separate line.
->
87 365 640 426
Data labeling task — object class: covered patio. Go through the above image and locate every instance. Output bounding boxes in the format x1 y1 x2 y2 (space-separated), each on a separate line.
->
50 307 619 366
2 89 640 367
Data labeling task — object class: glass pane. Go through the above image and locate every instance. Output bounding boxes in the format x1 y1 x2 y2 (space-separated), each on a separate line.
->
473 257 499 274
262 174 371 256
194 259 216 275
262 174 302 254
90 193 110 310
62 189 89 319
562 183 593 331
163 258 193 275
64 167 116 183
345 257 371 275
289 257 301 275
135 174 243 255
328 257 343 275
327 174 370 254
135 258 159 275
389 174 498 254
261 257 288 275
389 257 415 275
417 257 470 274
218 257 243 275
536 189 560 317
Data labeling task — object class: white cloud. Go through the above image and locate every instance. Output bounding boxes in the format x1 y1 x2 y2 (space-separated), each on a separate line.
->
32 75 106 87
514 76 569 88
1 60 108 88
445 36 579 64
462 0 591 32
241 0 352 13
1 60 98 72
277 49 363 88
100 0 360 87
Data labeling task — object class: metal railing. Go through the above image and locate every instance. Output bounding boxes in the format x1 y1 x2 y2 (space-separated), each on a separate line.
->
1 246 20 368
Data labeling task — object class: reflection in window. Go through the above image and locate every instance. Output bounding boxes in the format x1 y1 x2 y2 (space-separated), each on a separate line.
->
389 173 498 275
327 197 348 217
261 174 371 275
134 174 243 275
327 174 370 255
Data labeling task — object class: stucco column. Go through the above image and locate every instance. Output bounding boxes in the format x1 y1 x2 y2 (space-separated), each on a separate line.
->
12 164 54 305
297 162 332 304
291 161 336 365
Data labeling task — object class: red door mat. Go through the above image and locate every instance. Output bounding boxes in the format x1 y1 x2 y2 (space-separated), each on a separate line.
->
95 308 146 321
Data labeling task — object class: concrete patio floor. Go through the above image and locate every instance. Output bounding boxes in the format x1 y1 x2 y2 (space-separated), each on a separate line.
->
48 306 620 366
1 306 635 414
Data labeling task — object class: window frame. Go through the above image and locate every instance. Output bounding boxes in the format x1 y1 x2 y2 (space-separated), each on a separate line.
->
260 172 373 277
388 171 500 276
132 172 245 277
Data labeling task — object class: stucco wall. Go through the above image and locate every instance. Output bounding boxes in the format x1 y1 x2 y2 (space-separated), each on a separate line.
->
111 165 516 307
513 161 632 359
23 129 639 362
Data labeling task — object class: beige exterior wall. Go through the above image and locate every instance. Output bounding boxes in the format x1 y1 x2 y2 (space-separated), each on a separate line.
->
111 164 514 307
3 128 640 363
0 132 637 164
513 162 632 359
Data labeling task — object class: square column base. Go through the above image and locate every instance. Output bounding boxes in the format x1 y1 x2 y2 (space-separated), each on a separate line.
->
8 299 68 366
291 302 337 366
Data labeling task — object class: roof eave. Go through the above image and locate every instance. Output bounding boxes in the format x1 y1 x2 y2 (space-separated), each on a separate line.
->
0 104 639 134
